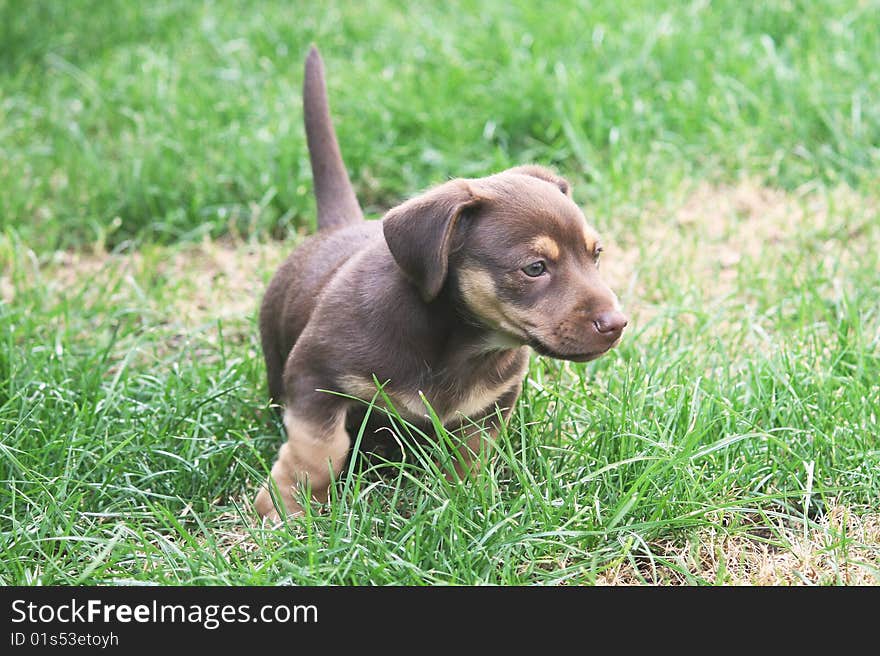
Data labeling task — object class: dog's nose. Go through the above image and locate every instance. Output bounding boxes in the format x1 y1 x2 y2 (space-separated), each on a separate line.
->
593 311 628 337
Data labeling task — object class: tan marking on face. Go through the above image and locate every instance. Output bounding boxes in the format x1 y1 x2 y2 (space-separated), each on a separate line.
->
583 225 600 254
530 235 560 260
458 268 529 341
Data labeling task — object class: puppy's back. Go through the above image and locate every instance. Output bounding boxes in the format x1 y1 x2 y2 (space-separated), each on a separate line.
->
260 221 383 401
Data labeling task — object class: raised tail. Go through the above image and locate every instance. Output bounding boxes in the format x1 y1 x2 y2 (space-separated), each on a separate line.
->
303 46 364 230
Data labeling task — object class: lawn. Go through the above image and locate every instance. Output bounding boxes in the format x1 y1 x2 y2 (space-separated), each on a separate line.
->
1 0 878 584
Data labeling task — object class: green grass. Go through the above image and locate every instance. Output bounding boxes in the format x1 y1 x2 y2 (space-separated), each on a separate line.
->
1 0 879 584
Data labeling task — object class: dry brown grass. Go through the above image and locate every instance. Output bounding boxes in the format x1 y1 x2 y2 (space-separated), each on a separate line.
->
4 236 286 315
597 502 880 585
41 238 288 327
601 179 878 332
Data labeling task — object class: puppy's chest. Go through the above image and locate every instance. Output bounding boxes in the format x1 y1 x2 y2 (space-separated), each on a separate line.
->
337 349 528 425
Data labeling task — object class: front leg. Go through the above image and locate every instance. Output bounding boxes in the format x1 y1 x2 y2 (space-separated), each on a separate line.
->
450 382 523 480
254 397 350 521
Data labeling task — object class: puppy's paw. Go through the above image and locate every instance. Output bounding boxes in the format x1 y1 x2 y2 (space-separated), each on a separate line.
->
254 485 278 520
254 483 303 521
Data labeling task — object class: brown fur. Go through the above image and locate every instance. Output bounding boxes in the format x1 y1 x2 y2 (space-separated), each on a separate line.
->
255 48 627 520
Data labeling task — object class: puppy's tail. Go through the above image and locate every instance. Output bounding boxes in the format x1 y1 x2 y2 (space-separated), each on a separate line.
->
303 45 364 230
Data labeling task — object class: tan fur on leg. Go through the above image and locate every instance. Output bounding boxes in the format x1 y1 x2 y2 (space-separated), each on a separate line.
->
451 432 487 481
254 409 350 520
448 384 522 482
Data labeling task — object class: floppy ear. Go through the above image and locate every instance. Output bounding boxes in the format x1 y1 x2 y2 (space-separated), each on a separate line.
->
504 165 571 197
383 179 483 302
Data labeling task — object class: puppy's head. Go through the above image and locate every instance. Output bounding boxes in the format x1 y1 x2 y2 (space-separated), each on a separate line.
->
383 165 626 362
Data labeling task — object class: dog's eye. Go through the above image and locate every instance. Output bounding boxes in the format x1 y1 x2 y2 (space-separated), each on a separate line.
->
522 261 546 277
594 245 603 264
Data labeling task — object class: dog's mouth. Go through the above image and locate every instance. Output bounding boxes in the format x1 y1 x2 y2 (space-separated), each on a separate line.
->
525 333 612 363
475 311 618 363
529 340 604 362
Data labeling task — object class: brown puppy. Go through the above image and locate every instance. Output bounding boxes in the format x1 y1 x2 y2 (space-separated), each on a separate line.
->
255 47 627 520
